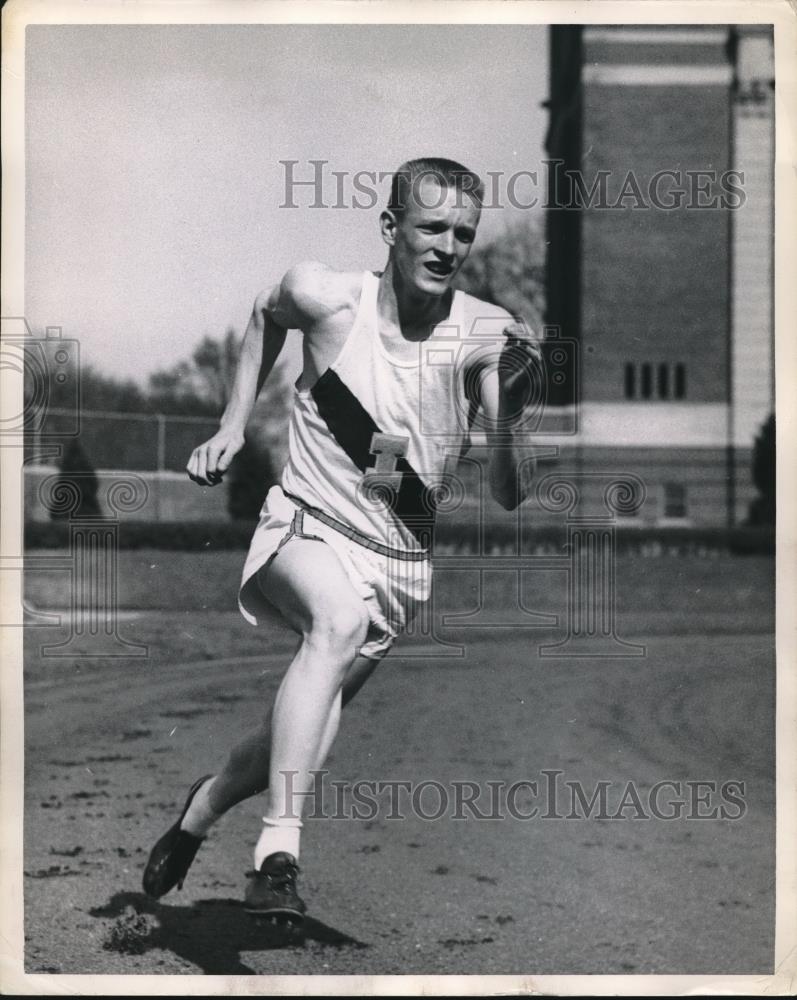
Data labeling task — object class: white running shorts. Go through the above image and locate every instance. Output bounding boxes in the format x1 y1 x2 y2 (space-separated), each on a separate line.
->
239 485 432 659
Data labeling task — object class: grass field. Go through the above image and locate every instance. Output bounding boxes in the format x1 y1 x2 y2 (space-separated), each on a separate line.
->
22 549 774 689
25 547 773 615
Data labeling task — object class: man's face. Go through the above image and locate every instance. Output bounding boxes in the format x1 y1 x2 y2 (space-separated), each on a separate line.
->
384 176 481 297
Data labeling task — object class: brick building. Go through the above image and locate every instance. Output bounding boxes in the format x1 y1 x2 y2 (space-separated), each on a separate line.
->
544 25 774 527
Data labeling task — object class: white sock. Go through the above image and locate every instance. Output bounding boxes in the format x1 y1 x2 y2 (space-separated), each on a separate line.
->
180 777 221 838
254 816 302 869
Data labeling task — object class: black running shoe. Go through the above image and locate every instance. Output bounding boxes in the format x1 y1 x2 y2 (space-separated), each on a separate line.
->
243 851 306 924
142 774 213 899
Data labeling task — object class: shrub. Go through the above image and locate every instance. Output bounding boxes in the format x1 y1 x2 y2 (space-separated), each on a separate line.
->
747 413 775 526
47 440 101 520
25 520 774 555
227 436 277 523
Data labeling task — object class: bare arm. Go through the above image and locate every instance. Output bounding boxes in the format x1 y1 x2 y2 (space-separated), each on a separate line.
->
186 274 304 486
219 287 289 435
478 321 542 510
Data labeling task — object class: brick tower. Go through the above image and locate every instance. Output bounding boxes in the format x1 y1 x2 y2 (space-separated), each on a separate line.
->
545 25 774 527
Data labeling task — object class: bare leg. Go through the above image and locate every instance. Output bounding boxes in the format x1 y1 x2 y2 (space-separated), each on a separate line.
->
256 541 372 826
208 652 381 815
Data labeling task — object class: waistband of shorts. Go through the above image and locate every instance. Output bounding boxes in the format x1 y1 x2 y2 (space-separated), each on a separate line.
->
282 490 430 562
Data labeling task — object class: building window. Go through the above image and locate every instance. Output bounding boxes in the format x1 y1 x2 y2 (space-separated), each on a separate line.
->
663 482 687 519
624 363 636 399
622 362 686 401
657 363 670 399
640 363 652 399
674 363 686 399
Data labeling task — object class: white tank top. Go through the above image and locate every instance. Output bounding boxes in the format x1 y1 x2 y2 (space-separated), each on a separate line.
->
281 271 470 553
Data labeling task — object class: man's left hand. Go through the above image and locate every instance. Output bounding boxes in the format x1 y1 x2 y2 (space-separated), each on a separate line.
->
497 321 543 418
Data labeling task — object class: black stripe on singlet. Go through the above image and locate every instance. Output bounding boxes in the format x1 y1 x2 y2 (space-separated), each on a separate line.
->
310 368 436 545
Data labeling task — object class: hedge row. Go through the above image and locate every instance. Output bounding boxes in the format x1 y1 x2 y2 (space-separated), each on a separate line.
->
24 519 775 555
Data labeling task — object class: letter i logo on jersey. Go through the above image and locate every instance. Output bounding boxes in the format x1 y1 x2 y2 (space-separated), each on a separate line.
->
358 432 408 510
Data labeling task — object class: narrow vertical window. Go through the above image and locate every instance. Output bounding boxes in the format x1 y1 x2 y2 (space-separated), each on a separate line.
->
624 363 636 399
663 482 687 519
674 364 686 399
657 363 669 399
641 363 652 399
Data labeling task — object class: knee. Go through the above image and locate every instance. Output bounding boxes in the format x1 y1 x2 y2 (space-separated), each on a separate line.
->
305 604 370 659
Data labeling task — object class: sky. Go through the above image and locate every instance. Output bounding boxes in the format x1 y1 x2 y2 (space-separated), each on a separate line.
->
25 24 549 382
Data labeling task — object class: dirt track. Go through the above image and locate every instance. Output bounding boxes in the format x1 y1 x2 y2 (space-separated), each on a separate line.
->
23 603 774 976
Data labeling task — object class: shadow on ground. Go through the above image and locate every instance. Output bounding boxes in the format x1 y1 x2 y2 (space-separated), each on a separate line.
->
90 892 367 974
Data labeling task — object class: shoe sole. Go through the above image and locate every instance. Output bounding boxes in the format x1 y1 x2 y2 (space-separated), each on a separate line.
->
243 904 306 926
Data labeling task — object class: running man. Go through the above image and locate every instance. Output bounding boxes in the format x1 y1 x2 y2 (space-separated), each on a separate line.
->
143 158 541 923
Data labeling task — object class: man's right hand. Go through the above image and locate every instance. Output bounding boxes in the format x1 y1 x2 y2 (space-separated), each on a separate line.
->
186 427 245 486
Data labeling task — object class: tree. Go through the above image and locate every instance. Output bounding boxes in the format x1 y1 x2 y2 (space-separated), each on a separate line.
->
149 326 294 507
455 215 580 406
192 329 238 410
247 354 294 477
148 328 238 417
456 214 546 331
746 412 775 526
79 365 150 413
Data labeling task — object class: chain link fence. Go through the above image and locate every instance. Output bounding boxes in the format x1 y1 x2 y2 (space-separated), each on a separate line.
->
23 408 231 523
26 408 221 472
22 409 759 530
